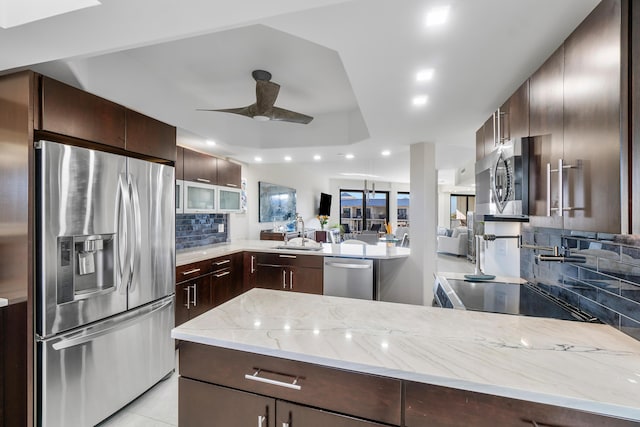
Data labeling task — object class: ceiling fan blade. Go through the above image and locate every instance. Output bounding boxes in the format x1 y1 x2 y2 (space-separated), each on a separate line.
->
197 105 255 118
255 80 280 113
270 106 314 124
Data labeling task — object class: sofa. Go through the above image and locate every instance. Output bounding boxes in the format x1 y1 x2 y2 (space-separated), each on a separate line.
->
437 226 468 256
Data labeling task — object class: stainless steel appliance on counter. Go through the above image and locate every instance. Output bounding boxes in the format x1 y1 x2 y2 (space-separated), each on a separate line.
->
323 257 374 300
35 140 175 427
433 275 598 323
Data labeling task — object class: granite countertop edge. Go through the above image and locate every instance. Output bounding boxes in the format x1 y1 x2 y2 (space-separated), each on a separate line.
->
176 240 410 266
171 329 640 422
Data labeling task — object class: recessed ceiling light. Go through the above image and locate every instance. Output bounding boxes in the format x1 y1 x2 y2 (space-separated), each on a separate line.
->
313 155 321 161
0 0 101 29
345 154 355 160
254 156 263 162
381 150 391 156
426 5 450 27
412 95 428 106
206 139 216 146
416 69 435 82
284 156 292 162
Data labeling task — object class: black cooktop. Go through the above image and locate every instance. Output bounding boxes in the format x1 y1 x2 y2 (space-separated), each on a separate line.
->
435 277 599 323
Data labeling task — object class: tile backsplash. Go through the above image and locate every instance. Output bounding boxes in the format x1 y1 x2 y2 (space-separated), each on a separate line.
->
176 214 228 250
521 225 640 340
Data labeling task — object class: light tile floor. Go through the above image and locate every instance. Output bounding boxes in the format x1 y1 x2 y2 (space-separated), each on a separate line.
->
97 254 473 426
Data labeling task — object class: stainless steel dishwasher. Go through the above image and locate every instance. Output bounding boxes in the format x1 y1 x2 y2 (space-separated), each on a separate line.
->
323 257 374 300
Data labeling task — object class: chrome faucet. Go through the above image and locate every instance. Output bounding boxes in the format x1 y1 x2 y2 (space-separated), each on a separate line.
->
295 213 306 246
483 234 585 263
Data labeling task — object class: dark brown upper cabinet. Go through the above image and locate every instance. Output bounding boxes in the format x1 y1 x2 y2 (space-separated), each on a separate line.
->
182 148 218 184
500 80 529 141
561 0 623 234
38 76 126 149
216 157 241 188
125 109 176 162
527 45 565 230
37 75 176 162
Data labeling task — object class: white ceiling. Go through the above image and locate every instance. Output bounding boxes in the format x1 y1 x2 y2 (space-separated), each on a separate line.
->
2 0 600 184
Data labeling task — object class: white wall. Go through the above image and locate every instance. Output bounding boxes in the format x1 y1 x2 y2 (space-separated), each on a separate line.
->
229 163 331 240
480 221 522 278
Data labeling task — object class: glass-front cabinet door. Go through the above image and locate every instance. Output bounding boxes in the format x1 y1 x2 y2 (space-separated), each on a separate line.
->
184 181 216 213
218 187 241 212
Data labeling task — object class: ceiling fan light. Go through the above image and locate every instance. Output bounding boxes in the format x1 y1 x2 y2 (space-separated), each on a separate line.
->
253 115 270 122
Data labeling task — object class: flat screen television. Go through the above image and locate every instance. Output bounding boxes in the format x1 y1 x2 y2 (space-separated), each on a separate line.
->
318 192 332 216
258 181 297 222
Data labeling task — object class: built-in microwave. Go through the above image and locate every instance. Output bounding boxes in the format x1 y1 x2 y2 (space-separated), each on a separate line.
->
183 180 216 213
475 138 530 217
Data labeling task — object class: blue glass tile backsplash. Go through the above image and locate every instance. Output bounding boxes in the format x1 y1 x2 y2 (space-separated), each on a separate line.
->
521 225 640 341
176 214 228 250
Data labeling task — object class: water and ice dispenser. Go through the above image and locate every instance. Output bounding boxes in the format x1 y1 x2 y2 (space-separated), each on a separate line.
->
56 234 116 304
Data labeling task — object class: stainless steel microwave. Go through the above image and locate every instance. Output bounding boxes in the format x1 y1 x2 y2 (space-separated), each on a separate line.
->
475 138 529 217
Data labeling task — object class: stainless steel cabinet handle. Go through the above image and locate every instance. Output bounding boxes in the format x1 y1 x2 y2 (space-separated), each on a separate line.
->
196 178 211 183
184 286 190 309
214 259 230 266
258 415 266 427
251 255 255 273
282 270 287 289
282 423 290 427
325 262 371 269
289 271 293 290
182 268 201 276
191 284 197 307
244 369 302 390
557 158 564 217
214 271 230 278
546 162 552 216
226 183 238 187
279 254 297 259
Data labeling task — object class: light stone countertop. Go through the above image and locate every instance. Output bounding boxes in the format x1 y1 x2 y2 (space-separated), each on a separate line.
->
0 298 7 307
176 239 410 266
172 288 640 422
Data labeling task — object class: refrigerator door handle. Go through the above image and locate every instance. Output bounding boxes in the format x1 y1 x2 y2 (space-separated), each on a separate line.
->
51 298 173 351
128 175 143 293
117 174 133 293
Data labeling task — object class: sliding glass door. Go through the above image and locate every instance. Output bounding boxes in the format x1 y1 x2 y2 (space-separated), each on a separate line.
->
340 190 389 232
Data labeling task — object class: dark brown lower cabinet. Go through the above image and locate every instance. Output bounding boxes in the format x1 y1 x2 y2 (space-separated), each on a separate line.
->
179 342 402 426
253 253 323 294
405 381 637 427
175 275 212 326
277 400 389 427
179 378 390 427
180 378 274 427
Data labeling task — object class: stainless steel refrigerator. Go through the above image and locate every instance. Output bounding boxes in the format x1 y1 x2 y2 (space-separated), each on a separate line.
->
35 140 175 427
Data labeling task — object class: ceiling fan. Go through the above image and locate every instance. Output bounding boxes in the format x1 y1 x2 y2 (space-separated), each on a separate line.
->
199 70 313 124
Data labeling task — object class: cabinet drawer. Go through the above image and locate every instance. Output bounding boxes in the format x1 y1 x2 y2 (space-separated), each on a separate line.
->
210 256 233 272
405 381 636 427
176 260 210 282
180 342 402 426
256 252 323 269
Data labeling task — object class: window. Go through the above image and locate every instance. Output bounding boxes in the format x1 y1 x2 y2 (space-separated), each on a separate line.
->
340 189 389 232
450 194 475 228
397 192 410 226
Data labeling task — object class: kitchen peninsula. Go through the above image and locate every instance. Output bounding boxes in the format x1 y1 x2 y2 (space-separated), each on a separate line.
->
172 289 640 426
